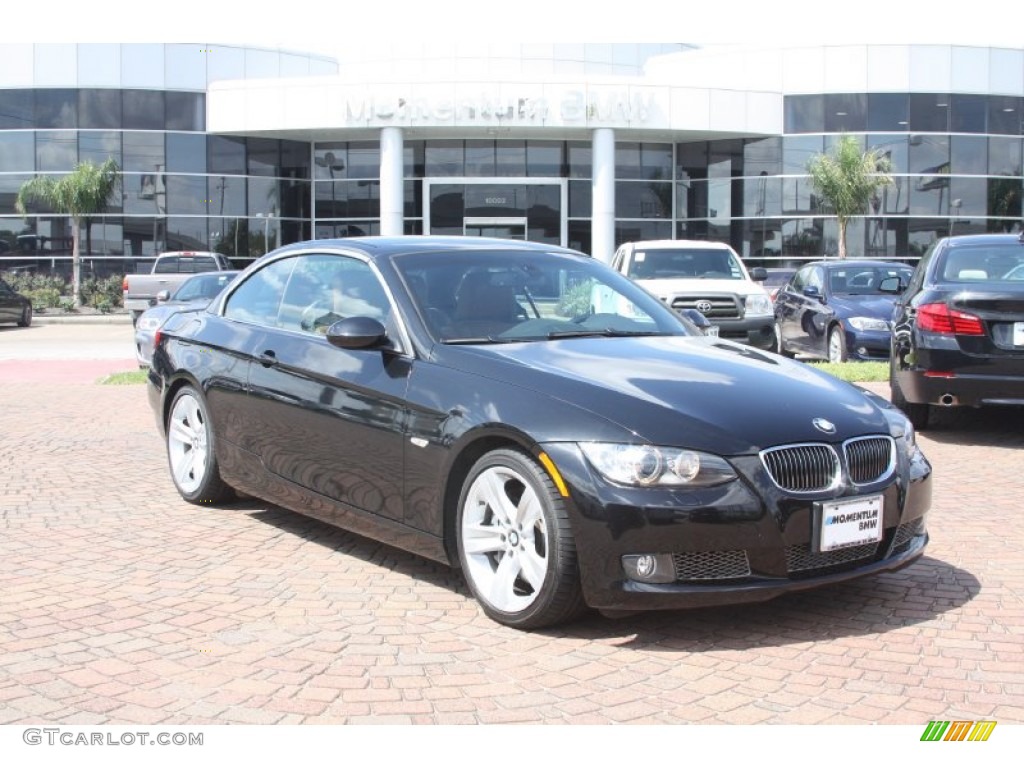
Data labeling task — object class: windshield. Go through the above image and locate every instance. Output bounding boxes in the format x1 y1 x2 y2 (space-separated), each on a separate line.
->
173 272 238 302
627 247 745 280
827 266 913 295
936 244 1024 283
394 249 696 343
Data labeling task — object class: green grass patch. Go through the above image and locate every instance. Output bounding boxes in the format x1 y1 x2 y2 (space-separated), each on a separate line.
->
98 369 148 385
808 361 888 382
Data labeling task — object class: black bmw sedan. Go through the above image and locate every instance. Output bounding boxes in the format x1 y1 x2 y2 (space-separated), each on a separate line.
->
148 237 931 629
891 232 1024 430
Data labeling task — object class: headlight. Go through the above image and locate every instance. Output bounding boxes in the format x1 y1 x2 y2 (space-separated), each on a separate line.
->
882 408 916 451
579 442 737 487
847 316 889 332
136 315 163 332
744 293 773 317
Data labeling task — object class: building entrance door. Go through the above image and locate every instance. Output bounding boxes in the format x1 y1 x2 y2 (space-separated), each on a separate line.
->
425 179 565 246
463 217 527 239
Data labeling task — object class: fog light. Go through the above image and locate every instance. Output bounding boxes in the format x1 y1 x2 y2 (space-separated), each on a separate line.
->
857 346 868 356
622 554 676 584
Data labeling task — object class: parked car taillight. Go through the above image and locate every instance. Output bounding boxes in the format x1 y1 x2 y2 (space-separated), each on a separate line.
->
917 303 985 336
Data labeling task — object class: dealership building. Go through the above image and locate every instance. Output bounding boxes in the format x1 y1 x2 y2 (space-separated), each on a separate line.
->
1 42 1022 275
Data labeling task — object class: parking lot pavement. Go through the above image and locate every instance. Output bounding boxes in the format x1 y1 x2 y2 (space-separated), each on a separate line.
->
1 364 1022 726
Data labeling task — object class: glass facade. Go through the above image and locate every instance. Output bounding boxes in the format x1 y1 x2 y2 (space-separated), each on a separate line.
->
3 81 1023 278
0 87 311 277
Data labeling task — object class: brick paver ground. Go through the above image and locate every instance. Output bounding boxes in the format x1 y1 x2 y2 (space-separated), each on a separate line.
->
1 361 1022 725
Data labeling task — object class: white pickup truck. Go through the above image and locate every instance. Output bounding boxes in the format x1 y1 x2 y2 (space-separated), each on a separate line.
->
122 251 234 324
609 239 774 349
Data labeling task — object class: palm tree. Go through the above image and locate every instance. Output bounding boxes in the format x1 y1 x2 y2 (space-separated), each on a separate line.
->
15 158 121 307
806 135 893 259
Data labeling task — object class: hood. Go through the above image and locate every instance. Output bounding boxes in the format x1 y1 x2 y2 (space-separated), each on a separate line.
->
636 277 765 298
441 336 890 455
828 294 898 320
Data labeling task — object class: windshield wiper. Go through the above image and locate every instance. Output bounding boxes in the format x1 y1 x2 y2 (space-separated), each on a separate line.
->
442 336 526 345
547 329 665 339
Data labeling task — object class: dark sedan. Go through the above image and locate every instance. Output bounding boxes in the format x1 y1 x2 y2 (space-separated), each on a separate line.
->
147 237 931 630
134 270 239 366
890 232 1024 429
774 260 913 362
0 277 32 327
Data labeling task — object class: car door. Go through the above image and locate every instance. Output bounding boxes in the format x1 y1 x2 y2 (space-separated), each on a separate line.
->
241 252 412 523
776 266 823 353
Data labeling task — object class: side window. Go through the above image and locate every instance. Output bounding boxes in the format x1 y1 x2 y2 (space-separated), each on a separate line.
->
224 257 296 326
790 267 809 292
278 254 393 336
805 267 825 292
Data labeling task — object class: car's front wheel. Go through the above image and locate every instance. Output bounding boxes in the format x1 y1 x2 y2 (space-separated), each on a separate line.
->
166 385 233 504
456 448 585 630
827 325 848 363
774 322 794 358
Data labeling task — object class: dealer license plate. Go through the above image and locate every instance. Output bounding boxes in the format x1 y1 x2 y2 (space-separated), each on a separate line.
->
1014 322 1024 347
818 495 884 552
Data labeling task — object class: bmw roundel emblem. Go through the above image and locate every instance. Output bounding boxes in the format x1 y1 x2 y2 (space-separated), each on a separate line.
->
812 418 836 434
695 300 713 313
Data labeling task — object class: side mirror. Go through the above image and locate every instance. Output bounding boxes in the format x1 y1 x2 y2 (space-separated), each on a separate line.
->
802 285 822 299
156 289 171 302
878 276 904 294
679 308 714 336
325 316 390 350
748 267 768 282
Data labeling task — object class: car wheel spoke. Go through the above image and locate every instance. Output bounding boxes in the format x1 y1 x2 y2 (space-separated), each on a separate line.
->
461 521 506 555
517 544 547 592
487 552 522 608
479 471 516 523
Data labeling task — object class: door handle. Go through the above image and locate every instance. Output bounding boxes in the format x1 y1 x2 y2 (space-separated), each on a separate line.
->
257 350 278 367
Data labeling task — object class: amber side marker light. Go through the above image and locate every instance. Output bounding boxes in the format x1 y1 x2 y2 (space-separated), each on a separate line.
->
538 452 569 498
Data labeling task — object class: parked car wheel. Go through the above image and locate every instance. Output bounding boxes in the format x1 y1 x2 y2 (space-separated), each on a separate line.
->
889 367 931 430
18 305 32 328
456 448 585 630
827 325 848 363
166 385 233 504
773 322 794 358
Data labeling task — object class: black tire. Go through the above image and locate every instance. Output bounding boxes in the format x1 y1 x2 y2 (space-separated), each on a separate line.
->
18 305 32 328
130 310 142 327
774 322 794 358
889 366 930 430
827 325 848 363
456 448 586 630
165 385 234 504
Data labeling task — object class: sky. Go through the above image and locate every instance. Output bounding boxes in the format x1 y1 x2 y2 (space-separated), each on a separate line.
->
3 0 1021 58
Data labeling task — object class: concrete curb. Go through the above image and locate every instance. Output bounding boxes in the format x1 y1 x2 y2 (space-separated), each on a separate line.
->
32 314 133 325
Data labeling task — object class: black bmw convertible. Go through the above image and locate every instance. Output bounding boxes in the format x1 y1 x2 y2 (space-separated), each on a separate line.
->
148 236 932 629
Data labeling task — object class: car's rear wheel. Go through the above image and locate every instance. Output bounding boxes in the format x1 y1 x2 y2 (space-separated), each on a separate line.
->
774 322 794 358
456 448 585 630
827 325 848 363
889 366 931 430
166 385 233 504
18 305 32 328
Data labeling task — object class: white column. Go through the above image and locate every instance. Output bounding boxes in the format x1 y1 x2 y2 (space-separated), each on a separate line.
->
591 127 616 264
380 127 404 237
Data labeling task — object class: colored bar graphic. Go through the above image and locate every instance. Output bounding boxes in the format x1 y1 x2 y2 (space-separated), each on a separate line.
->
920 720 996 742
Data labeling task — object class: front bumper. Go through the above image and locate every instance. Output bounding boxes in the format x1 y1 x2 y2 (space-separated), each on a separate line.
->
845 328 893 361
540 441 931 612
715 316 774 349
